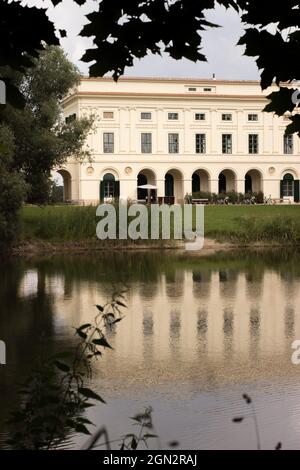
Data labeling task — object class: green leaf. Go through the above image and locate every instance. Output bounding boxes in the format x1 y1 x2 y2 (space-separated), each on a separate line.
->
95 305 104 312
116 300 127 308
286 115 300 137
75 328 87 339
75 424 91 435
78 323 91 331
92 337 113 349
76 417 94 426
131 436 138 450
78 387 106 403
233 417 244 423
264 88 297 116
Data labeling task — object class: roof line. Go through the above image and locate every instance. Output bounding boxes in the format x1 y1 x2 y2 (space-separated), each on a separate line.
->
63 91 267 103
79 76 262 85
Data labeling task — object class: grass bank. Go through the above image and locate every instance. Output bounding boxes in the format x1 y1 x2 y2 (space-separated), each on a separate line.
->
18 204 300 250
203 205 300 244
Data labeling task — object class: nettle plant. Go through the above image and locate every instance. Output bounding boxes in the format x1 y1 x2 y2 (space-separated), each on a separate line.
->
5 290 139 450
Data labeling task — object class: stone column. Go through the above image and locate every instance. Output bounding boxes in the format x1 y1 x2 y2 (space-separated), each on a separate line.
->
156 178 165 198
210 178 219 195
183 178 192 198
236 178 245 194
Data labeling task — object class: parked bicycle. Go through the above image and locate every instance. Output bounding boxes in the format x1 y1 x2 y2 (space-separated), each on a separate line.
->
264 195 274 205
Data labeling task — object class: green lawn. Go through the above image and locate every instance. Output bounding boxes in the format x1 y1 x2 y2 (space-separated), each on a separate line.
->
20 204 300 244
204 205 300 240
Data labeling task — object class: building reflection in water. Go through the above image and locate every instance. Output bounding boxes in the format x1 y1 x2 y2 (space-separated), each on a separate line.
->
16 261 300 387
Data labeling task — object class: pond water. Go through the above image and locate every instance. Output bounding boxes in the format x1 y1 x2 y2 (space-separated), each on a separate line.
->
1 250 300 450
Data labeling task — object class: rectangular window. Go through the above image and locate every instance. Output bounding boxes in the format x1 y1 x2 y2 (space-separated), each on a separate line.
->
168 112 179 120
103 132 114 153
188 87 197 92
284 134 293 154
249 134 259 154
248 113 258 121
195 113 205 121
222 113 232 121
168 133 179 153
195 134 206 154
103 111 114 119
141 133 152 153
141 112 152 120
65 113 76 124
222 134 232 154
203 88 212 92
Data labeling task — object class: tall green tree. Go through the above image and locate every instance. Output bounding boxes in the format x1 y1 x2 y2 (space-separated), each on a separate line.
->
1 46 93 204
0 125 26 248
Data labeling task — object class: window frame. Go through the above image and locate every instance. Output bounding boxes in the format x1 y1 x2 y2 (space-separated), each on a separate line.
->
103 132 114 154
141 132 152 154
141 112 152 120
248 113 258 122
282 174 294 197
195 113 206 121
222 113 233 122
248 134 259 154
195 133 206 154
168 112 179 121
284 134 293 154
103 111 114 120
168 133 179 154
222 134 232 154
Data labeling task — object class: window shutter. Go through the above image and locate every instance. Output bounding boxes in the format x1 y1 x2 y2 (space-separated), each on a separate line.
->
100 181 105 202
294 180 300 202
114 181 120 199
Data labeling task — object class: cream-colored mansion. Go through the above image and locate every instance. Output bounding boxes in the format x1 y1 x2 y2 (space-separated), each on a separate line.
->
60 77 300 204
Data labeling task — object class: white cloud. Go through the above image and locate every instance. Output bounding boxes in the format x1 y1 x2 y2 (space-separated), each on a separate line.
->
22 1 259 79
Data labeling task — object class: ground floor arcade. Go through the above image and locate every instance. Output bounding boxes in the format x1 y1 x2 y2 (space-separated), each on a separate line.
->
55 162 300 204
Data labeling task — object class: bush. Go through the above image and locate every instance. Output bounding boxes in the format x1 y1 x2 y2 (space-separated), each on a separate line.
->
192 191 213 201
240 191 264 204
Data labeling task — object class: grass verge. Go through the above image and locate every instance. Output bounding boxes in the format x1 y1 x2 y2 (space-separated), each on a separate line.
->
19 204 300 246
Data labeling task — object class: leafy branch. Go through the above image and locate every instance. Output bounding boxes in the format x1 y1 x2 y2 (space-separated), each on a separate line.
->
6 289 128 450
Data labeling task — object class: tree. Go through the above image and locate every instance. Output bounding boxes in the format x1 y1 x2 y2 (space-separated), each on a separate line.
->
77 0 300 135
0 125 26 248
5 1 299 134
0 46 93 204
0 0 59 107
3 1 300 132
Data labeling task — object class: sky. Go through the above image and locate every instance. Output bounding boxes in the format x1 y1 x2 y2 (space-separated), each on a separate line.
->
23 0 260 80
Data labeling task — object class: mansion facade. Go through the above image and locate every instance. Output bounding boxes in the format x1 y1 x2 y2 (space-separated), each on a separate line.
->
60 77 300 204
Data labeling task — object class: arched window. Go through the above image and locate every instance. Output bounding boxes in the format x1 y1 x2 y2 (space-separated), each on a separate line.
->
282 173 294 197
103 173 115 198
100 173 119 201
